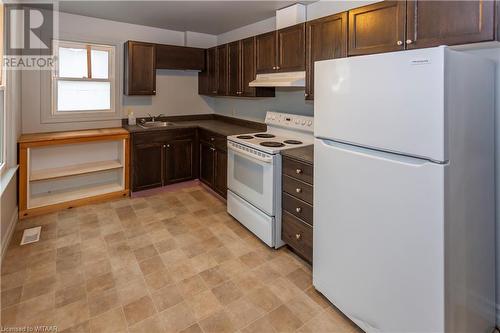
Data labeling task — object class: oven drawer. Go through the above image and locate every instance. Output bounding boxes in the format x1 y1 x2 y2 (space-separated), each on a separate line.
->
283 175 313 205
283 157 313 184
283 192 313 225
282 211 312 262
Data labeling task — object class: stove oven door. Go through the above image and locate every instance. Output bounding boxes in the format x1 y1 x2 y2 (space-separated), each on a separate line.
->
227 141 277 216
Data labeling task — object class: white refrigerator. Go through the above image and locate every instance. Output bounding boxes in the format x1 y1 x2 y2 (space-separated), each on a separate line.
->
313 46 496 333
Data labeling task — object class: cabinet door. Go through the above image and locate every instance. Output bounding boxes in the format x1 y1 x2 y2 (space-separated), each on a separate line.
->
277 23 306 72
228 41 241 96
207 47 217 94
133 143 163 191
124 41 156 95
241 37 256 97
348 1 406 56
306 12 347 100
164 138 194 184
256 31 277 74
214 149 227 199
406 0 495 49
216 44 228 96
200 142 215 188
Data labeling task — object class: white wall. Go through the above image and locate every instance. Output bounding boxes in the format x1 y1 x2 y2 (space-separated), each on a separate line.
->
21 11 217 134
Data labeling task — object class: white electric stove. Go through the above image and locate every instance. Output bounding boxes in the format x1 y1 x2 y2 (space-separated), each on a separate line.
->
226 111 314 248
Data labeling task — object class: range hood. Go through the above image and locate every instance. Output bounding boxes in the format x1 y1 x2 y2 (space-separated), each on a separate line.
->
249 71 306 87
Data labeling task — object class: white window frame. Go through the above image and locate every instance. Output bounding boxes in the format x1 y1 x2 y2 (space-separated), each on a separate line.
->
48 40 119 122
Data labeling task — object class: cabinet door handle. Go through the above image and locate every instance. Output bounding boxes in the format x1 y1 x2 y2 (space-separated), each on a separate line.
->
296 188 302 193
406 39 413 44
396 40 403 46
295 233 301 240
210 137 215 141
272 66 276 70
296 169 303 174
295 207 302 213
166 144 170 148
276 66 280 70
304 93 309 97
162 144 166 148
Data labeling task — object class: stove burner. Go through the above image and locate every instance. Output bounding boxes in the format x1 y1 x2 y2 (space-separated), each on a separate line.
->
255 133 276 138
260 141 285 148
237 135 253 139
283 140 303 145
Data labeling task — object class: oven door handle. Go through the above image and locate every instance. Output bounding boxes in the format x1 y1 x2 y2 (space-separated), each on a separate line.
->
229 145 273 164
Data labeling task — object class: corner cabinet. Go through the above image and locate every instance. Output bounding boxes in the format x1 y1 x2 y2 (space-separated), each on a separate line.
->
199 129 227 198
124 41 156 95
131 129 197 191
305 12 347 100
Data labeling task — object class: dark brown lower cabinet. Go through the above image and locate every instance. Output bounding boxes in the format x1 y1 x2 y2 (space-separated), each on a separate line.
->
199 130 227 199
282 155 314 263
213 149 227 198
200 141 215 187
133 143 163 191
164 138 195 184
132 130 196 192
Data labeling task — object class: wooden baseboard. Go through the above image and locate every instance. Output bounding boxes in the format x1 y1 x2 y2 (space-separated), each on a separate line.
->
1 206 18 262
19 190 129 220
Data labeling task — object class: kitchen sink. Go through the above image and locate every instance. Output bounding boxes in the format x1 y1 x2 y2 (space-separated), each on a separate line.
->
138 121 176 129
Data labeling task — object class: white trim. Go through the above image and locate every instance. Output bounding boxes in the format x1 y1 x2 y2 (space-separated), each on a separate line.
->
1 205 17 263
0 165 17 196
43 39 119 123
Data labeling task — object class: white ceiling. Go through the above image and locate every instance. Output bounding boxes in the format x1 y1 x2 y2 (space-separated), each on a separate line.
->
58 1 313 35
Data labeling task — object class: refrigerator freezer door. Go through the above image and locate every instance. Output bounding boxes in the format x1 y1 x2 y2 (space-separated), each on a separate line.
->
314 47 446 162
313 139 445 332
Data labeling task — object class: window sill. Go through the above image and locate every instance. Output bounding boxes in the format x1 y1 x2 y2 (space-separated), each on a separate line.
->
1 165 18 197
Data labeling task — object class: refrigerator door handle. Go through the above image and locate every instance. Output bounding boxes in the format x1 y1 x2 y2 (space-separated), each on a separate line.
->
318 139 436 167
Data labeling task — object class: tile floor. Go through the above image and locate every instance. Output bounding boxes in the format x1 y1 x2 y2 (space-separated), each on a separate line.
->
1 182 361 333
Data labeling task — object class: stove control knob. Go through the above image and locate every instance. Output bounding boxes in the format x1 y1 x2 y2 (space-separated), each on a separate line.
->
307 121 312 126
301 120 306 125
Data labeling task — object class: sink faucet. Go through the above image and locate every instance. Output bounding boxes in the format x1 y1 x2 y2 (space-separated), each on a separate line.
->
148 113 165 122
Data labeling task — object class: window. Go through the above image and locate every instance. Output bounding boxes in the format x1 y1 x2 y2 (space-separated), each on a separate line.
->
52 40 115 116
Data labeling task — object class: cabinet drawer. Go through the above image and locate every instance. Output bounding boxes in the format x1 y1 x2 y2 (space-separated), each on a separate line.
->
282 211 312 262
133 128 195 145
283 192 313 225
283 157 313 184
283 175 313 205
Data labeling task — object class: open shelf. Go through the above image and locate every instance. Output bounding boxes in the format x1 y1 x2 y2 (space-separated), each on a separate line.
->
30 160 123 181
29 182 124 209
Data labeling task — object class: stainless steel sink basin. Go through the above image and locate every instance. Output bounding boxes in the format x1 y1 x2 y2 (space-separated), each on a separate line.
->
138 121 176 129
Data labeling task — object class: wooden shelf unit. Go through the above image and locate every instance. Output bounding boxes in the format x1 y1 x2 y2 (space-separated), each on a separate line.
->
19 128 130 219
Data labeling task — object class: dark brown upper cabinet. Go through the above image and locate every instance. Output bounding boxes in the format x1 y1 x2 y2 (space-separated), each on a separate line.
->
348 1 406 56
306 12 348 100
228 41 241 96
277 23 306 72
406 0 496 49
156 44 205 70
241 37 275 97
256 24 306 74
124 41 156 95
217 44 229 95
256 31 278 74
198 47 218 95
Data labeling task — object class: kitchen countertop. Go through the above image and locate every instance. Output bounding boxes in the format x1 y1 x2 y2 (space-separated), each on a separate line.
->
123 119 263 137
281 145 314 164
